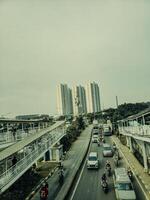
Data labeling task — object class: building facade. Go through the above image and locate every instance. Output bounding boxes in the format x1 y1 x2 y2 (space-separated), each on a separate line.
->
56 84 73 116
72 85 87 116
85 82 101 113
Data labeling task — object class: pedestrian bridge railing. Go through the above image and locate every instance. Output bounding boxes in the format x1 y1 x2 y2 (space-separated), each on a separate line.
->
0 125 50 145
0 123 65 194
119 125 150 137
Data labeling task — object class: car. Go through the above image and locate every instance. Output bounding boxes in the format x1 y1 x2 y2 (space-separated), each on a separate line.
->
103 143 113 157
87 152 99 169
113 168 136 200
103 126 112 136
92 135 99 143
92 128 99 135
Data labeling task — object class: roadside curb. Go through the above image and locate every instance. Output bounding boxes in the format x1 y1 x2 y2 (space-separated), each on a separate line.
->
25 166 58 200
112 136 150 200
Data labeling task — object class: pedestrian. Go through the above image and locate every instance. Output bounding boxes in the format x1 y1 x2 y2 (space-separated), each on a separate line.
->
12 156 17 167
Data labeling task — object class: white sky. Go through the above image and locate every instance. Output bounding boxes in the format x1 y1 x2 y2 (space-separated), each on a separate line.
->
0 0 150 116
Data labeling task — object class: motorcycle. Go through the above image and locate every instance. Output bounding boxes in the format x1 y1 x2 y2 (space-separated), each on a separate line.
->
59 173 64 185
101 180 108 193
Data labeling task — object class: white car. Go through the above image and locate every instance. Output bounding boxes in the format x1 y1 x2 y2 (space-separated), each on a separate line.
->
113 168 136 200
92 135 99 143
87 152 99 169
103 144 113 157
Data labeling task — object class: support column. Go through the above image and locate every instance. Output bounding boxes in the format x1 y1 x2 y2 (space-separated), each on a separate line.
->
129 137 133 153
142 115 145 125
22 123 24 132
126 136 130 147
6 123 9 132
38 123 40 131
141 141 148 172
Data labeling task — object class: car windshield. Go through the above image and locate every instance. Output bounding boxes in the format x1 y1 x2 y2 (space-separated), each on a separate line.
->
117 183 133 191
104 146 111 151
93 135 98 138
89 156 97 161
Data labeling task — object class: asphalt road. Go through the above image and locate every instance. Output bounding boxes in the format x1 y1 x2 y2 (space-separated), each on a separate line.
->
68 137 146 200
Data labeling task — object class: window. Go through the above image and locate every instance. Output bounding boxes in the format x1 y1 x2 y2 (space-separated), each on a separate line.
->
89 156 97 161
117 183 133 191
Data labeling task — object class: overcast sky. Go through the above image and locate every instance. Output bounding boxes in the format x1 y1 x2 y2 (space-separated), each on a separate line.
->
0 0 150 116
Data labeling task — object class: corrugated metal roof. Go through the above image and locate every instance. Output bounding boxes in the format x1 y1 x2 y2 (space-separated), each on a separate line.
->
118 107 150 122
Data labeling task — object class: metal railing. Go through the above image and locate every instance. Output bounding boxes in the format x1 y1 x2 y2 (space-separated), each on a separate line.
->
0 125 50 145
0 129 65 193
119 125 150 137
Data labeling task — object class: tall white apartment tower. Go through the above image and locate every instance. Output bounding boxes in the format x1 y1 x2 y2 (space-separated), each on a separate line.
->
85 82 101 113
56 84 73 116
72 85 87 116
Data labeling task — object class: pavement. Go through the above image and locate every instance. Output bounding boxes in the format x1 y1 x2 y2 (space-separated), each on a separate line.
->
31 125 92 200
112 135 150 200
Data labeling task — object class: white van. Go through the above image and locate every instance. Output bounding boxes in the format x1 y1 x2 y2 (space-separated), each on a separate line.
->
113 168 136 200
87 152 99 169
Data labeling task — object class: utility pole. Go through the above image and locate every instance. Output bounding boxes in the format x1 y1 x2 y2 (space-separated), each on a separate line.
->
116 96 119 109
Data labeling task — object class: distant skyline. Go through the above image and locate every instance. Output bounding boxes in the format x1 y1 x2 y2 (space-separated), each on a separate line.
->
0 0 150 116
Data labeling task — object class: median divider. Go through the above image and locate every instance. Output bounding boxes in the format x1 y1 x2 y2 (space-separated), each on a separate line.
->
55 127 92 200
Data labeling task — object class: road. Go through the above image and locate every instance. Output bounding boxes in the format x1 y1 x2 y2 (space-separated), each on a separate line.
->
32 131 146 200
68 136 146 200
68 137 116 200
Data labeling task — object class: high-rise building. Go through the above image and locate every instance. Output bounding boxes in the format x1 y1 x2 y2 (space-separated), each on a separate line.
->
72 85 87 116
56 84 73 116
85 82 101 113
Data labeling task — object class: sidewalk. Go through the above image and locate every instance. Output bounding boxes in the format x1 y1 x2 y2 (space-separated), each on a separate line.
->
112 135 150 200
32 125 92 200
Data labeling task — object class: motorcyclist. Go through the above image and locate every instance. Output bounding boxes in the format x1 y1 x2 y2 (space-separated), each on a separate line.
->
101 172 107 182
101 172 108 192
105 160 111 176
40 183 48 200
105 160 111 169
58 167 64 184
